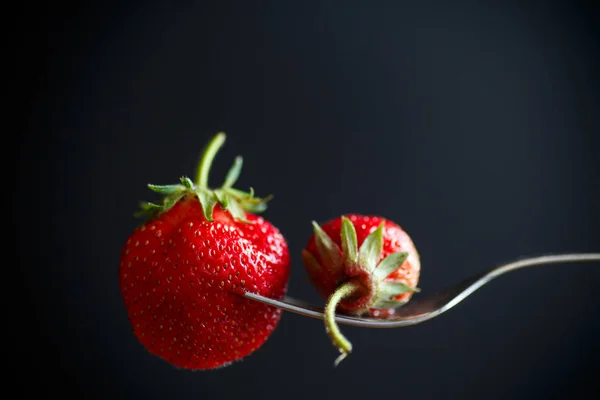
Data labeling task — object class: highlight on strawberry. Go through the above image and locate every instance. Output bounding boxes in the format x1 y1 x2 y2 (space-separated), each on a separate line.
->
302 215 421 365
119 133 290 370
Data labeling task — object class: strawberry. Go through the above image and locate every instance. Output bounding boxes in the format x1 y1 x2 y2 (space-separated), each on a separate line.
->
119 133 290 370
302 215 420 365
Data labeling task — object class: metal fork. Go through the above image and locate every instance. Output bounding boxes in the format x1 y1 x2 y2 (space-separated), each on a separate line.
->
244 253 600 328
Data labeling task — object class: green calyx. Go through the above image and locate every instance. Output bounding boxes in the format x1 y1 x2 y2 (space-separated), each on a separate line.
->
135 132 272 222
312 216 420 310
312 216 420 366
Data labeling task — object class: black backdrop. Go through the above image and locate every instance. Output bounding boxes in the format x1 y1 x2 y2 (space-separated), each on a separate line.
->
15 1 600 399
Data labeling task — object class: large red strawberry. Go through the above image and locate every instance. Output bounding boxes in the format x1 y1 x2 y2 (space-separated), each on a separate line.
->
302 215 420 365
119 133 290 370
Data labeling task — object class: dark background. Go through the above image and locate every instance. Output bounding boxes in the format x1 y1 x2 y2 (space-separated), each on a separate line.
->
15 1 599 399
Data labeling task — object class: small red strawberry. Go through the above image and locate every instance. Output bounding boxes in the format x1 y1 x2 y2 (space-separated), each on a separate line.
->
302 215 420 365
119 133 290 370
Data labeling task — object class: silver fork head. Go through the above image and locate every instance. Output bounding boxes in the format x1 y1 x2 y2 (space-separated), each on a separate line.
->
243 253 600 328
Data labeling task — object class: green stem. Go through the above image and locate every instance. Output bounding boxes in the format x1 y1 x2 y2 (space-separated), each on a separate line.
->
195 132 226 188
324 281 361 367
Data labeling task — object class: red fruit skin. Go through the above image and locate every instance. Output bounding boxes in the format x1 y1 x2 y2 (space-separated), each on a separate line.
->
304 215 420 315
119 197 290 370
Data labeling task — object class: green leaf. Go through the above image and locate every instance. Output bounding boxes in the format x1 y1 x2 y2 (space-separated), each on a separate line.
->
224 193 249 222
134 201 161 217
162 194 181 209
180 176 195 189
223 156 243 188
147 184 184 194
195 188 217 221
312 221 343 275
302 249 323 276
371 300 408 310
214 189 228 209
140 201 162 211
243 194 274 204
378 281 420 299
235 189 271 214
340 216 358 271
358 223 384 273
373 252 409 282
225 187 251 199
240 201 268 214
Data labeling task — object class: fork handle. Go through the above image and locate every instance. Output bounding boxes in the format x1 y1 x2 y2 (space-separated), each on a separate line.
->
485 253 600 281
